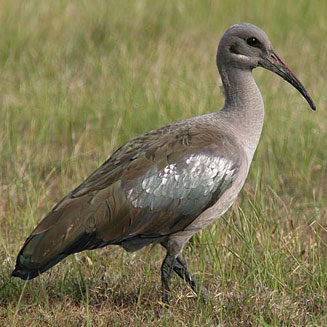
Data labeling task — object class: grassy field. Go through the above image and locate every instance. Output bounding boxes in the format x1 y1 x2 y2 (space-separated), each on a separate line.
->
0 0 326 326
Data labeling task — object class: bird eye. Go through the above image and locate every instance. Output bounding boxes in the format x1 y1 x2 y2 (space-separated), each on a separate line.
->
247 37 260 47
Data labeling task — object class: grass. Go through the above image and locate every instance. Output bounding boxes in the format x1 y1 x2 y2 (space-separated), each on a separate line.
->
0 0 327 325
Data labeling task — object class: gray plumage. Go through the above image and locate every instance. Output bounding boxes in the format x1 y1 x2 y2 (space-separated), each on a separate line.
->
12 23 315 304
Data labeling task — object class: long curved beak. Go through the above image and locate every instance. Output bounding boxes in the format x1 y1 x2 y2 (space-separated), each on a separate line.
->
259 50 316 110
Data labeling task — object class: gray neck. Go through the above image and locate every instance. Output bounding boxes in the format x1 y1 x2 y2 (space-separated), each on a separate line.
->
218 65 265 162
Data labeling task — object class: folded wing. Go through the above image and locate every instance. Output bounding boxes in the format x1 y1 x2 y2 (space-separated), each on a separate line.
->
12 125 243 279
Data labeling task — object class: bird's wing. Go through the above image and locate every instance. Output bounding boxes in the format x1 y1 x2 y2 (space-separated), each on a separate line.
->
32 124 244 240
14 124 244 277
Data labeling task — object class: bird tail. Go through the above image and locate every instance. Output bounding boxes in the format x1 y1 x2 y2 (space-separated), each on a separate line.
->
11 195 105 280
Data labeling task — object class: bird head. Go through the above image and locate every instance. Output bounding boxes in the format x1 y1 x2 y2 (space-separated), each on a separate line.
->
217 23 316 110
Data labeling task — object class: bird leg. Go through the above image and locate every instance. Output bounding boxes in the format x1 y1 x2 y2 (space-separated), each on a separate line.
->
160 242 208 302
160 254 176 305
173 255 199 292
173 255 208 301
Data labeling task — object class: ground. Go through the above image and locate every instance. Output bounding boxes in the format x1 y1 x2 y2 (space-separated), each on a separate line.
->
1 0 327 326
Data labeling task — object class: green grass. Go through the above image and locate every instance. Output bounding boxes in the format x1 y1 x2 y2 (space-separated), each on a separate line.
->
1 0 327 326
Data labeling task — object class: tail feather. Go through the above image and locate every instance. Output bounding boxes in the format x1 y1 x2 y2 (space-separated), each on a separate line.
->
11 195 104 280
11 231 109 280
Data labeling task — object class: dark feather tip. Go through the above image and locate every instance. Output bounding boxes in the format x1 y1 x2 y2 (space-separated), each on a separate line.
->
11 267 39 280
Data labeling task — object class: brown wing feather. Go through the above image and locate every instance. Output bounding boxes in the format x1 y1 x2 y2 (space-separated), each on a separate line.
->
12 122 243 279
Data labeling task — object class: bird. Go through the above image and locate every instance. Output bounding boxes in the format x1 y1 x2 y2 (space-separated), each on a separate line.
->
12 23 316 304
